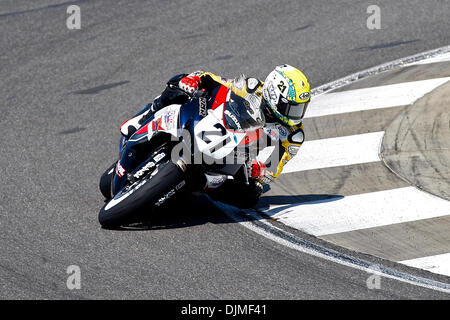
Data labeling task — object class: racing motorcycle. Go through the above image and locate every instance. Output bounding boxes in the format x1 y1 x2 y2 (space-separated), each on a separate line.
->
98 84 267 228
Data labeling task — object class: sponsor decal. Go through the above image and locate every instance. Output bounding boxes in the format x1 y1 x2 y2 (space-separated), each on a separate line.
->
154 152 165 163
267 83 278 101
265 128 279 141
163 111 177 130
225 109 242 131
244 93 262 115
264 125 281 141
205 174 227 189
155 180 186 207
287 145 301 156
133 161 155 179
115 161 126 178
277 125 289 139
133 153 165 180
199 97 207 116
260 175 273 184
299 92 310 100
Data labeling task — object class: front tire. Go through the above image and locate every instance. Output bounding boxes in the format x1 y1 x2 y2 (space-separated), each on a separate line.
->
98 161 185 228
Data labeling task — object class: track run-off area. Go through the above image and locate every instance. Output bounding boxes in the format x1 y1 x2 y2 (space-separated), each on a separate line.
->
222 47 450 293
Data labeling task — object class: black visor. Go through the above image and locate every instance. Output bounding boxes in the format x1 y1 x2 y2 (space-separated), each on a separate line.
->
277 97 309 120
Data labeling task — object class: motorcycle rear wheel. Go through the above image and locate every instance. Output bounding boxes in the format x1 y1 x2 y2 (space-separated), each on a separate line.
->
99 162 116 200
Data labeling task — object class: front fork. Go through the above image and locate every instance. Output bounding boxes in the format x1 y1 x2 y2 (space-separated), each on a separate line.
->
114 136 187 196
113 140 137 195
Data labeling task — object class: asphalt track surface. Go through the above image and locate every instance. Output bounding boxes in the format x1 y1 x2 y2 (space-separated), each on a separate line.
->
1 0 450 299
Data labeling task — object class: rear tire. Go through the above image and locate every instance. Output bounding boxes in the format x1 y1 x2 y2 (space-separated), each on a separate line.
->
98 161 185 228
99 162 116 200
208 176 263 208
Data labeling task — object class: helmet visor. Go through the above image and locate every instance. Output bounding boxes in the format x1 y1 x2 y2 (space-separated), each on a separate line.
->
277 99 309 120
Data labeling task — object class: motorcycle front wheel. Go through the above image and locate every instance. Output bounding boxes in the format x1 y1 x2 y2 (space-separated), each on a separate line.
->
98 161 185 229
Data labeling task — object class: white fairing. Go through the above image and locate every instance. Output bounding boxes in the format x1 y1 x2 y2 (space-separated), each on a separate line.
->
149 104 182 140
126 104 183 143
194 103 247 159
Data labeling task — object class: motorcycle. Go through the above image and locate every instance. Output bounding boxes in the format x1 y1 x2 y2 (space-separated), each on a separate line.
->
98 84 267 228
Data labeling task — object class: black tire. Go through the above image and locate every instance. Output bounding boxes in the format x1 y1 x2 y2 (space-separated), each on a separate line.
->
99 162 116 200
208 178 263 208
98 161 185 228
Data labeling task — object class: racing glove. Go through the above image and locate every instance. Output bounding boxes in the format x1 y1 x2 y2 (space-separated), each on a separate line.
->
179 75 201 94
247 160 267 179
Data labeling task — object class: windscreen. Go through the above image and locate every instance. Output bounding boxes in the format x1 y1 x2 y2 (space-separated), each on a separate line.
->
223 93 265 132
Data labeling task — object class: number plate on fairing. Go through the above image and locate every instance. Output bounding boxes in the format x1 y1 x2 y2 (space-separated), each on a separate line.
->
194 103 246 160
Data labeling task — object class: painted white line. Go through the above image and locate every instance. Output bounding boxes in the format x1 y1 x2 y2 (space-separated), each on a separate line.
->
404 52 450 66
214 201 450 294
305 77 450 118
400 253 450 277
266 187 450 236
282 131 384 174
256 146 275 163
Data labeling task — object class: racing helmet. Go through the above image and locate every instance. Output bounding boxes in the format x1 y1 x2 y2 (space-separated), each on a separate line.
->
262 64 311 126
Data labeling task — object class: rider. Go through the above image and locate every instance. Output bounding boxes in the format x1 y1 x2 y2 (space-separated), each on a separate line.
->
119 64 311 207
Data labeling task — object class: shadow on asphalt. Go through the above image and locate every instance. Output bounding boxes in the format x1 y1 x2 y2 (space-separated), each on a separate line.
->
106 193 260 231
258 194 344 206
105 193 344 231
255 194 344 216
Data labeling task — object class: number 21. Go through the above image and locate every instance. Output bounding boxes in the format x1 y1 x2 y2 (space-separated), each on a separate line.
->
278 81 286 93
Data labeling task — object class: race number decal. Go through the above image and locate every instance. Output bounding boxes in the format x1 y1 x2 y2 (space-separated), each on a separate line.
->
278 81 286 93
